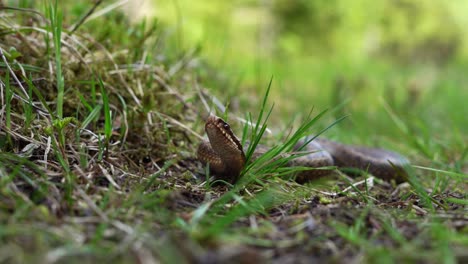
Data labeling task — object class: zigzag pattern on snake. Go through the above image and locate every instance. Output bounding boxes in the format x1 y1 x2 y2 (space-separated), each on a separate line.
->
197 115 409 184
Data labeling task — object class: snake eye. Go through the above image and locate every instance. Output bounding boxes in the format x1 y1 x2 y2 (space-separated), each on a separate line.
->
215 117 230 130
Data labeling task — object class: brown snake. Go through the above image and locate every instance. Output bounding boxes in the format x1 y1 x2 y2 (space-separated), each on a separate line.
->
197 115 409 184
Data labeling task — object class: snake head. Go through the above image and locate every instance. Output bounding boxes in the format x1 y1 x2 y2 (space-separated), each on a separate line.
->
205 115 245 160
203 115 246 182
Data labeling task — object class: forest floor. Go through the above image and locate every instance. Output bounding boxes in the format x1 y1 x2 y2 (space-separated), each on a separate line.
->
0 2 466 264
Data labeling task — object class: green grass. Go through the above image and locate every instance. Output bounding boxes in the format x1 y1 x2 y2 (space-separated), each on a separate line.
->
47 0 64 119
0 1 466 263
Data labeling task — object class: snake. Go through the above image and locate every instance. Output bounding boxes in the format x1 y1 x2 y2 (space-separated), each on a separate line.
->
197 115 409 184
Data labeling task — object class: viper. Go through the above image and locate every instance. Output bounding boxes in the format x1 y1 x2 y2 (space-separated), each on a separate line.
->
197 115 409 184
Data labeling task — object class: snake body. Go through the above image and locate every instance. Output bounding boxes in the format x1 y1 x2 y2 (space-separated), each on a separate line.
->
197 115 409 184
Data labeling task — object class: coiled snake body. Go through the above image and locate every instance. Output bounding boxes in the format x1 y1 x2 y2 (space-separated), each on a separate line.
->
197 115 409 184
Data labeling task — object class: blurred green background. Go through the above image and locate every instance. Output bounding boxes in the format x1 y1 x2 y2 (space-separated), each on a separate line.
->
139 0 467 146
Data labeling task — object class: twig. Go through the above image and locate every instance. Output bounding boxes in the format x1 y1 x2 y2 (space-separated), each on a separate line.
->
69 0 104 35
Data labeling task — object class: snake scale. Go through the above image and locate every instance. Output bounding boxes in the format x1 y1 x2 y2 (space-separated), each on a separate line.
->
197 115 409 184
